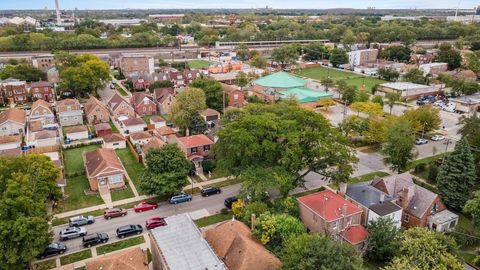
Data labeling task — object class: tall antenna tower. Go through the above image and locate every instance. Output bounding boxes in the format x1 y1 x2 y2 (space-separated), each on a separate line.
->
55 0 61 25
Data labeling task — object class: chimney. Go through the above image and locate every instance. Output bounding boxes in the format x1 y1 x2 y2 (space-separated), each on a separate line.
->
54 0 61 25
339 182 347 197
379 194 385 204
401 188 409 209
341 204 348 217
251 213 256 231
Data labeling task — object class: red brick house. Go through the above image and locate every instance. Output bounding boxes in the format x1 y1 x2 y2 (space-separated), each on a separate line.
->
83 148 126 192
221 83 245 108
107 93 135 119
297 189 368 253
371 173 458 232
30 81 54 102
84 96 110 125
176 134 214 161
153 88 175 115
1 79 27 105
131 92 156 116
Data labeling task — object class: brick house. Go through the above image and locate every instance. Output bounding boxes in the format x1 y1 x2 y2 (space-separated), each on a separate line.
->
153 70 201 88
131 92 156 116
153 126 177 144
222 83 245 108
30 99 55 130
107 93 135 119
297 189 368 252
201 108 220 123
1 79 28 105
371 173 458 232
84 96 110 125
141 137 166 162
83 148 126 192
153 88 175 115
56 99 83 127
31 54 55 72
0 108 26 136
30 81 54 102
119 55 154 79
176 134 214 162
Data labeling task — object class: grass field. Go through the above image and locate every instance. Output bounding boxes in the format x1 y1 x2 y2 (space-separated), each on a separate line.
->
116 149 145 195
195 212 232 228
96 236 145 255
111 183 135 201
63 145 101 177
295 67 386 93
33 259 56 270
54 175 104 213
188 60 213 69
60 249 92 266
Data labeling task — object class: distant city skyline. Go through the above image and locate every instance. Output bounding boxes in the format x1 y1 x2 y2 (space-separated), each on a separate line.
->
0 0 479 10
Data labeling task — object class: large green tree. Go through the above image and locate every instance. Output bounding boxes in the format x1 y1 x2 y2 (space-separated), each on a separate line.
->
403 105 441 133
189 78 224 112
0 155 61 269
281 233 363 270
380 45 412 62
0 63 46 81
403 68 430 85
378 67 399 82
464 191 480 234
383 228 463 270
366 218 401 263
188 111 208 135
303 42 329 61
271 44 299 68
329 48 348 67
437 137 476 210
381 117 417 173
171 87 207 133
140 145 191 195
385 92 401 114
435 43 462 71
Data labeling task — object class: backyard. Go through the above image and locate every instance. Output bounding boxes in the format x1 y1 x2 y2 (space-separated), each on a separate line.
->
116 148 145 195
188 59 214 69
63 144 101 177
295 67 386 93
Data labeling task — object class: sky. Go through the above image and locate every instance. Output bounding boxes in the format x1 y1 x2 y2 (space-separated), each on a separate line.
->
0 0 478 10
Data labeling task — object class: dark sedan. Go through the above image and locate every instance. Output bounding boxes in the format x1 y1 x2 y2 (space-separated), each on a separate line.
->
38 243 67 259
201 187 221 197
116 224 143 239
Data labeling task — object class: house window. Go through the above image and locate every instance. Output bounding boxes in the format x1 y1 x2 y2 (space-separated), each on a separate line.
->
449 220 457 229
113 142 119 146
191 147 198 154
404 214 410 223
143 107 146 112
331 221 338 230
203 145 210 151
108 174 123 184
347 216 352 225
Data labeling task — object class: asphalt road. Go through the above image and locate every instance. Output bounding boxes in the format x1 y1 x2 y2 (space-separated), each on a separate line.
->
51 184 241 256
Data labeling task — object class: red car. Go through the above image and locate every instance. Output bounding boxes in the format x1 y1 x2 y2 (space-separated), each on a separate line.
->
146 217 167 230
133 202 158 213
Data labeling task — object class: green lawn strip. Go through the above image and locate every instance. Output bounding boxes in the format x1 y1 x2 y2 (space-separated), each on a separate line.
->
75 267 86 270
206 168 230 180
54 175 104 214
406 153 445 171
109 120 119 133
207 177 243 189
188 60 213 69
115 149 145 195
63 145 101 177
111 183 135 202
184 187 201 195
52 209 106 227
33 259 56 270
115 84 129 96
60 249 92 266
195 212 232 228
96 236 145 255
292 187 326 198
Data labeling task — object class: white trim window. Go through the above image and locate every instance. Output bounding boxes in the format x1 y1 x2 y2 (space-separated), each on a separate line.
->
108 174 123 184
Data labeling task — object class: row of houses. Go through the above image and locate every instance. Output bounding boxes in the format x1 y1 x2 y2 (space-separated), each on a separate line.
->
0 79 54 105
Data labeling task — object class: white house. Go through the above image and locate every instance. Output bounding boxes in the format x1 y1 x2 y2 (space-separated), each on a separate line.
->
65 125 89 141
0 135 21 150
33 130 60 147
121 118 146 134
102 133 126 149
0 108 26 136
367 201 403 229
129 131 152 146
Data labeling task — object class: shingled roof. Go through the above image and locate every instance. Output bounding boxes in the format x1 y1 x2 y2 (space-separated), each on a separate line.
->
0 108 26 125
84 148 124 179
85 247 149 270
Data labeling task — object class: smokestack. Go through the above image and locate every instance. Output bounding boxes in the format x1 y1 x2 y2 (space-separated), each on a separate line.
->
401 188 409 209
55 0 61 25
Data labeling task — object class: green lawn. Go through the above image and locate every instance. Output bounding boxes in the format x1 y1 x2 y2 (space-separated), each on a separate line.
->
33 259 56 270
54 175 104 213
295 67 386 93
111 183 135 201
96 236 145 255
208 177 243 188
63 145 101 177
109 120 119 133
60 249 92 266
188 60 213 69
141 114 163 125
115 149 145 195
115 84 129 96
406 153 445 171
195 212 233 228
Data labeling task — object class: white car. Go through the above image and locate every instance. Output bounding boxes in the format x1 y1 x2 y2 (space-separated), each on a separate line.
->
442 103 456 113
431 135 446 141
434 100 445 107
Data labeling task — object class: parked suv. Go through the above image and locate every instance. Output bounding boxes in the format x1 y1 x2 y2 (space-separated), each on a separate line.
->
104 208 127 219
168 193 192 204
116 224 143 238
59 226 87 241
82 233 109 248
201 187 221 197
38 243 67 259
69 215 95 227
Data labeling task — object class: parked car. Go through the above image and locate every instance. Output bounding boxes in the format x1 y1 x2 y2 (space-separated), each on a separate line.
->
146 217 167 230
431 135 446 141
442 103 456 113
434 100 446 107
116 224 143 238
415 138 429 145
133 202 158 213
168 193 192 204
59 226 87 241
201 187 222 197
82 233 109 248
69 215 95 227
416 96 435 105
104 208 127 219
224 196 238 209
38 243 67 259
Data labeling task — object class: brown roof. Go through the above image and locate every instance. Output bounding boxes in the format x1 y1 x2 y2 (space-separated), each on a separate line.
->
141 137 165 154
29 121 43 132
34 130 57 140
31 99 52 111
205 221 281 270
202 108 221 117
129 131 152 141
108 93 131 111
102 133 125 143
84 148 124 179
94 123 111 131
177 134 214 149
0 135 21 144
0 108 26 125
85 247 149 270
0 148 22 156
65 125 88 134
132 92 154 107
85 96 108 116
57 98 80 107
122 118 145 127
221 83 241 93
154 88 175 104
150 115 165 123
155 126 176 136
31 81 51 88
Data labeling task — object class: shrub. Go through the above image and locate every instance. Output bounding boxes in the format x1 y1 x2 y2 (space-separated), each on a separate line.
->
243 201 268 225
202 159 216 173
428 164 439 182
232 199 245 218
414 163 426 173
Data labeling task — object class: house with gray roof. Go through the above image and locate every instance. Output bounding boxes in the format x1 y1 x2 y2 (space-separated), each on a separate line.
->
370 172 458 232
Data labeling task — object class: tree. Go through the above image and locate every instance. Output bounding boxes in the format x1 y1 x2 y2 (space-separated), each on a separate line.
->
380 45 412 62
329 48 348 67
364 116 387 144
464 191 480 234
466 51 480 75
384 228 463 270
341 29 356 50
385 92 401 114
339 115 368 137
350 101 384 116
250 55 268 68
365 218 401 263
0 63 46 81
149 80 174 91
188 111 208 135
435 43 462 71
0 155 61 269
321 78 334 91
235 44 251 61
371 95 384 107
252 212 304 253
403 105 441 133
403 68 430 85
303 42 328 61
171 87 207 133
242 201 269 225
437 137 476 210
356 90 370 102
271 45 299 68
342 85 357 104
378 67 399 82
281 234 363 270
189 78 223 112
140 145 191 195
381 117 417 173
235 71 249 90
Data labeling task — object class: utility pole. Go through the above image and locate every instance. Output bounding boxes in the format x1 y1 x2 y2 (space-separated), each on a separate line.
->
223 89 226 113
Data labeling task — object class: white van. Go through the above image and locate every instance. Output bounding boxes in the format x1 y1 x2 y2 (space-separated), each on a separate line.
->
442 103 456 113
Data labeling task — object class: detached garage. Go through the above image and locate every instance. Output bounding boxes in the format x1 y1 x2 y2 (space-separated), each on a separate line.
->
65 125 89 141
